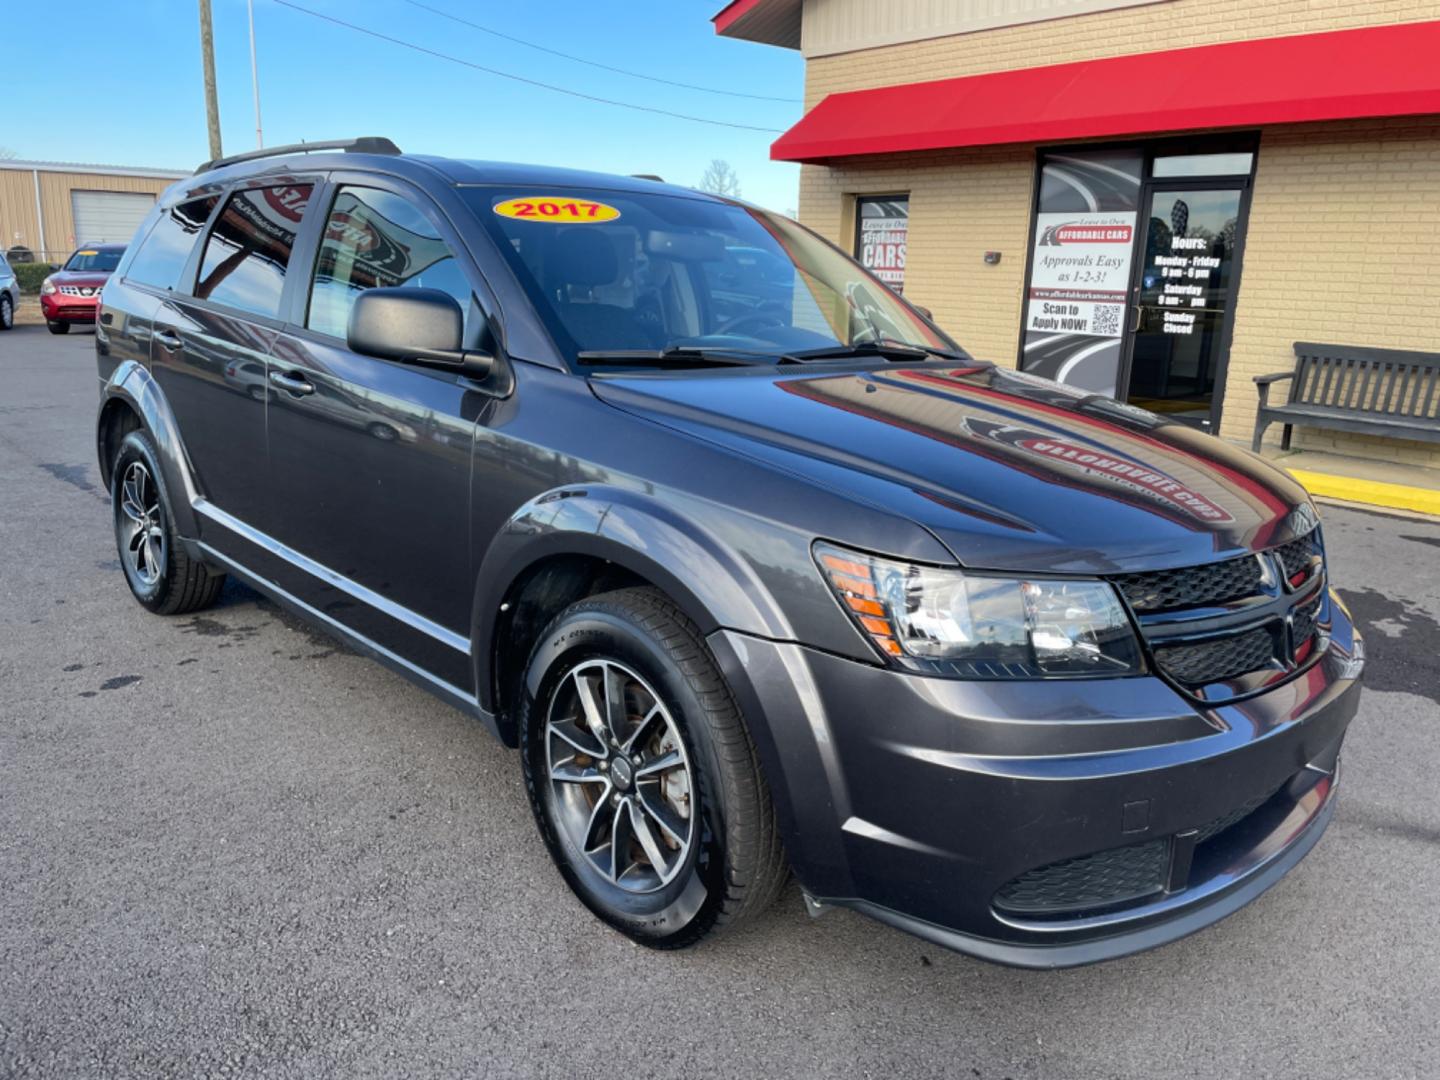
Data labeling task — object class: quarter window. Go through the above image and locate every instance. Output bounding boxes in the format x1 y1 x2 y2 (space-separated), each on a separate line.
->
195 184 312 318
306 186 472 340
126 196 218 291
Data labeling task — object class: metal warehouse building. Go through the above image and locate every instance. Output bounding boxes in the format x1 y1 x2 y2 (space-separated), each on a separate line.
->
715 0 1440 475
0 160 187 265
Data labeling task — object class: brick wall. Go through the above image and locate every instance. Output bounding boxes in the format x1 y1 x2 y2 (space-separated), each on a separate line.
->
1222 119 1440 464
796 0 1440 469
800 148 1035 364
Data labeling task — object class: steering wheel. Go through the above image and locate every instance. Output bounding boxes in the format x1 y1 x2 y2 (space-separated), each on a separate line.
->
714 306 786 337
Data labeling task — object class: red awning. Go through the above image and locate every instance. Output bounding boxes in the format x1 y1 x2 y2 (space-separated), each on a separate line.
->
772 20 1440 163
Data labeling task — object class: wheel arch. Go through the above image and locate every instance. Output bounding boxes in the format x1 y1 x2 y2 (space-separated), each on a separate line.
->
96 361 202 538
472 484 796 744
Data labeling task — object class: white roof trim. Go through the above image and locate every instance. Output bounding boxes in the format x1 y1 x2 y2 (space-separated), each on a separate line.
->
0 159 188 180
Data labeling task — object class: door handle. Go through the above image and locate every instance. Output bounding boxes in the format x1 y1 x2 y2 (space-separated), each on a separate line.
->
154 328 182 350
268 370 315 396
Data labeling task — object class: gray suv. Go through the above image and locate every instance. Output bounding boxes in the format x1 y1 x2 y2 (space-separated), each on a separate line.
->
93 138 1363 967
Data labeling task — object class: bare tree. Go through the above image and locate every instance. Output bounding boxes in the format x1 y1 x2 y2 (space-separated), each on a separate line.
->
697 159 742 198
0 147 17 161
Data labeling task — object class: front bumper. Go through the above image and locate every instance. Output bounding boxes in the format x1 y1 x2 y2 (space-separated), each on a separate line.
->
40 292 99 323
711 588 1363 968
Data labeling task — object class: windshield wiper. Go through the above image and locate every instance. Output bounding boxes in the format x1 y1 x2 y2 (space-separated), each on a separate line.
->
577 346 790 369
788 339 967 363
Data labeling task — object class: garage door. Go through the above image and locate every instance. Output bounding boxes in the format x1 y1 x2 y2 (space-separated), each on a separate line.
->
70 190 156 246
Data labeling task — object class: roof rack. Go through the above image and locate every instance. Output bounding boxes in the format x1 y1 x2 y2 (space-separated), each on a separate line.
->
630 174 666 182
195 137 402 175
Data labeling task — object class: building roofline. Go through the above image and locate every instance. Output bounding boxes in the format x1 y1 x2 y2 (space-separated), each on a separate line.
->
0 159 189 180
712 0 801 49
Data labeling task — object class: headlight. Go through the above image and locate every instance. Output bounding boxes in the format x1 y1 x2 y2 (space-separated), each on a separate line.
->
41 277 57 295
815 543 1144 678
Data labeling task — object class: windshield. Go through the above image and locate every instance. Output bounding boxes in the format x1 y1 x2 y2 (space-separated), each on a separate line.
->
64 248 124 273
462 187 961 366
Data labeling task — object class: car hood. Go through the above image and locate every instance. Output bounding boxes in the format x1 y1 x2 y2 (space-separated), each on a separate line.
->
591 363 1317 574
50 270 112 289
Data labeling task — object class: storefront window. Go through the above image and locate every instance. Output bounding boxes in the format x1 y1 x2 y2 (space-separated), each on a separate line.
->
1020 138 1257 430
1152 152 1254 177
854 196 909 293
1019 149 1143 395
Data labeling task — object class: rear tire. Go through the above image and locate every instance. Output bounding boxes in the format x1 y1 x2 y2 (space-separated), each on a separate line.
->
519 587 787 949
47 320 69 335
111 429 226 615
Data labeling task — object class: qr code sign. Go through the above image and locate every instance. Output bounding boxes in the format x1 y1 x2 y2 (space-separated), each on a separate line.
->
1091 304 1122 337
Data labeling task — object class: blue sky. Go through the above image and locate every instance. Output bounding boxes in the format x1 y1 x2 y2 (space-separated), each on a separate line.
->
6 0 804 211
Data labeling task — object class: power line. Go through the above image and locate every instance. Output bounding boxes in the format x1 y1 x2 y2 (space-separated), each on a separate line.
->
269 0 786 134
405 0 799 104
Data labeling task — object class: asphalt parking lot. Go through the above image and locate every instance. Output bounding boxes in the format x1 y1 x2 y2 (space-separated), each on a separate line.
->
3 323 1439 1079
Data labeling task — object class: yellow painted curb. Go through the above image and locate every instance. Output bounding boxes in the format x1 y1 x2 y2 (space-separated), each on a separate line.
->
1287 468 1440 517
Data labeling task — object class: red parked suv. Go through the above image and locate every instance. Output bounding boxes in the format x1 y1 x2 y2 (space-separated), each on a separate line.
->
41 243 125 334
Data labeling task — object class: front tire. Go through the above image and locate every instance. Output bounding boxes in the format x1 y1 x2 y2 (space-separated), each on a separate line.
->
520 587 786 949
47 320 69 335
0 294 13 330
111 430 226 615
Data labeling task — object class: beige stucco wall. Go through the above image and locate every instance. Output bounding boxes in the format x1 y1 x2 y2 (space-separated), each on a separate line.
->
798 0 1169 58
795 0 1440 468
802 0 1440 105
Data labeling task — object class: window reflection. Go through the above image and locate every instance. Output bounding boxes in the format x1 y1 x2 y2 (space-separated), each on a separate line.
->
196 184 311 318
307 186 471 340
127 195 218 291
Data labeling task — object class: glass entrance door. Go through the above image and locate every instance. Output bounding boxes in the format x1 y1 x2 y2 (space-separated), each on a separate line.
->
1123 186 1246 430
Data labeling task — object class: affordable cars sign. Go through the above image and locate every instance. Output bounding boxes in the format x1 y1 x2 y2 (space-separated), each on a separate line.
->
856 197 908 293
1025 211 1135 339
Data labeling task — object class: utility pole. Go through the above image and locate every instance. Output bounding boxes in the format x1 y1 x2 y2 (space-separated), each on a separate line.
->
198 0 223 162
248 0 263 149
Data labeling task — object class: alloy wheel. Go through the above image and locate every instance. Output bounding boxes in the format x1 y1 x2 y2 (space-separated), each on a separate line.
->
119 461 166 587
545 659 695 892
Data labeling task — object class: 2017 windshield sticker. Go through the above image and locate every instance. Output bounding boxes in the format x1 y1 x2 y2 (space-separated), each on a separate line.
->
493 197 621 223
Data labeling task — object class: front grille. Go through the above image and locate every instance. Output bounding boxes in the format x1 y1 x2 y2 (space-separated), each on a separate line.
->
1292 592 1323 650
1193 784 1282 843
1112 528 1325 694
995 781 1291 918
58 285 98 297
1275 531 1322 583
993 838 1168 915
1153 626 1277 685
1112 553 1263 613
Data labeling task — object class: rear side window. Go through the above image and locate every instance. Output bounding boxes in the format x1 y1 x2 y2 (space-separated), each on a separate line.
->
195 184 312 318
306 186 472 340
126 196 218 290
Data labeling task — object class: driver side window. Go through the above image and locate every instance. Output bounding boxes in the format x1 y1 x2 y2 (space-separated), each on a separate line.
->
306 186 474 341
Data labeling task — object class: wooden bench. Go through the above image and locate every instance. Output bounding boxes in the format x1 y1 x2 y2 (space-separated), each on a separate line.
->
1252 342 1440 452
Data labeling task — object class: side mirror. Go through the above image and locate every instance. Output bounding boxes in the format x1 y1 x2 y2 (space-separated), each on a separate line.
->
912 304 933 322
347 287 493 378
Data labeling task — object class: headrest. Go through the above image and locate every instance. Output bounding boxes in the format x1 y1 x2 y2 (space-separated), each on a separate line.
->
552 228 618 288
